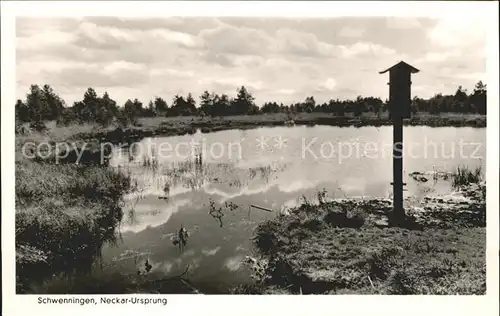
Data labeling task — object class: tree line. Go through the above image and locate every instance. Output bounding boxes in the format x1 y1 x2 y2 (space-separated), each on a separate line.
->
15 82 487 129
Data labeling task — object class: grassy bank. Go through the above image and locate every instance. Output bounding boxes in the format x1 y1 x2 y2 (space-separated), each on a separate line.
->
243 181 486 295
15 131 132 292
21 112 485 146
104 112 486 142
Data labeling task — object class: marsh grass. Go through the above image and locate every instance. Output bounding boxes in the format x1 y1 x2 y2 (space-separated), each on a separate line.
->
15 136 132 292
248 189 486 295
451 165 483 188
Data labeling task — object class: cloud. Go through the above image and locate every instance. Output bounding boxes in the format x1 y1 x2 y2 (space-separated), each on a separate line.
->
338 26 365 38
427 16 486 48
198 77 264 91
224 255 244 272
385 17 422 29
150 68 195 79
340 42 397 58
276 89 296 95
200 23 274 55
202 247 221 256
16 17 486 105
319 78 337 91
75 21 203 50
17 30 77 51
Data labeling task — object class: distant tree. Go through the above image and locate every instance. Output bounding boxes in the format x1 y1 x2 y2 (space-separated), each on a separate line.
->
261 101 280 114
429 93 444 114
152 97 168 116
470 81 486 114
304 96 316 113
199 91 215 117
72 87 100 122
353 96 366 117
451 85 469 113
186 93 197 114
213 94 230 117
169 94 196 116
330 99 345 117
15 79 489 124
23 84 65 122
154 97 169 116
367 97 383 117
25 85 45 123
122 98 143 124
230 86 255 115
15 99 30 122
96 92 119 125
123 99 135 115
41 84 65 120
144 100 156 117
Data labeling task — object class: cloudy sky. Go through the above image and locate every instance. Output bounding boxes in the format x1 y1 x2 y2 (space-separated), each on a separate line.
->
16 16 486 106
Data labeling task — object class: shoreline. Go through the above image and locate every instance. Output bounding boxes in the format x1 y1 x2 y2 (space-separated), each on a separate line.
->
72 113 486 145
15 116 487 294
18 182 486 295
241 183 486 294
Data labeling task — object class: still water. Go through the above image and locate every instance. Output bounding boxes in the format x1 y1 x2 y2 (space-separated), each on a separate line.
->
102 125 485 287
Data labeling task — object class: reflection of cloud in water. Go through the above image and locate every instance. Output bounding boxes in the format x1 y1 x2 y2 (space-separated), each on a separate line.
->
120 198 192 233
339 178 366 192
114 249 152 262
202 247 221 256
204 178 320 203
173 249 197 266
278 179 319 193
235 245 246 252
224 255 244 272
147 260 173 274
182 249 196 258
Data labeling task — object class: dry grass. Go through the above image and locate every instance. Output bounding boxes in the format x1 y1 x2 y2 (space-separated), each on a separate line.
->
247 190 486 295
15 127 132 292
451 165 483 188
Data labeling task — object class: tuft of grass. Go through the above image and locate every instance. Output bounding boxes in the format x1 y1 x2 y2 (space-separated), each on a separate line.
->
451 165 483 188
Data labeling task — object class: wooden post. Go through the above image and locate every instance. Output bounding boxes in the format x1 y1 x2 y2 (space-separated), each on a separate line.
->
393 116 404 221
379 61 420 223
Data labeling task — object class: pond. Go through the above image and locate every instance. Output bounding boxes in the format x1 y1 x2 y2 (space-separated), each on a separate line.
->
102 125 486 290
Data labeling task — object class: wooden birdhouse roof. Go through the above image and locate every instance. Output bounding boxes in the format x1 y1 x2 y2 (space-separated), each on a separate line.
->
379 61 420 74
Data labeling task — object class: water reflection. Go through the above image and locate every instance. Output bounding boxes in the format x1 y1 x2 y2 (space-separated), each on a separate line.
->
103 126 486 286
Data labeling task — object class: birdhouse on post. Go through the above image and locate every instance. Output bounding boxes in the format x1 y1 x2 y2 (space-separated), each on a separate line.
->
379 61 419 224
379 61 419 119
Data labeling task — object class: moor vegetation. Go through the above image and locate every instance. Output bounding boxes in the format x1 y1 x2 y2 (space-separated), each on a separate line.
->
13 81 487 294
15 130 133 292
242 174 486 295
15 81 487 131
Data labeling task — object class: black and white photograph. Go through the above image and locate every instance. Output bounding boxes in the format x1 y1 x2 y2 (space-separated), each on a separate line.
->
1 1 499 315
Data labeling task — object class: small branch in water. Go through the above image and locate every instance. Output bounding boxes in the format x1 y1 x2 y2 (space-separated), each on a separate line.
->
176 264 191 278
250 204 274 212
